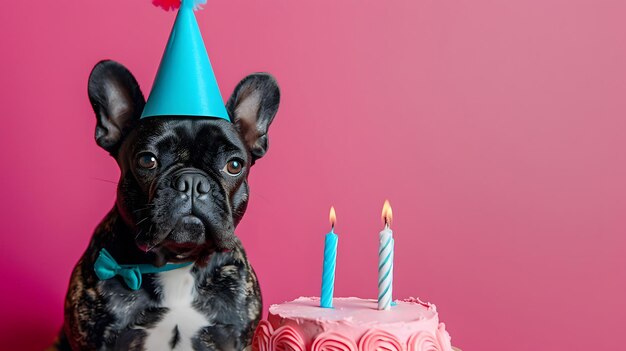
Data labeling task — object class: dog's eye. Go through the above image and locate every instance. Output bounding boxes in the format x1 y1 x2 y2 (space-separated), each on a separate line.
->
137 153 158 170
223 159 243 176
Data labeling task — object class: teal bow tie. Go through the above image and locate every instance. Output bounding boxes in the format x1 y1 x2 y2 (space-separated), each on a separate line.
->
94 248 193 290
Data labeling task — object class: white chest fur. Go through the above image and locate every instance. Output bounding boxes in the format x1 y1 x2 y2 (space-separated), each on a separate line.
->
143 265 211 351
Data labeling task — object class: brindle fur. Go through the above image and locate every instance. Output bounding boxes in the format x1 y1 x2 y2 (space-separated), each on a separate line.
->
56 208 261 351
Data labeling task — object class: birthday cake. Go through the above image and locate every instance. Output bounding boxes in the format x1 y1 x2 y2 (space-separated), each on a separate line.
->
251 296 454 351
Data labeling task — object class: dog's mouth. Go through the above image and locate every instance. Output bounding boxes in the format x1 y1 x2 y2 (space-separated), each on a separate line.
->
158 240 215 264
135 214 234 266
145 238 217 267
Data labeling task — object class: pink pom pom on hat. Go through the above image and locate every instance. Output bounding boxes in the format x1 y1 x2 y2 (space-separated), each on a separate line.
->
152 0 207 12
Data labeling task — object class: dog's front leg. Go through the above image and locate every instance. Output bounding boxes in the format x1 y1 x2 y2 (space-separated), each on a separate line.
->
192 325 242 351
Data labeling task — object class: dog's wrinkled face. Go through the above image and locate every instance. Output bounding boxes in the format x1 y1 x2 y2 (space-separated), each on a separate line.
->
118 118 250 263
87 60 280 265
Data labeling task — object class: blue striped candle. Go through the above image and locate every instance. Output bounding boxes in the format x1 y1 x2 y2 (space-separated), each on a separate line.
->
321 206 338 308
378 200 394 310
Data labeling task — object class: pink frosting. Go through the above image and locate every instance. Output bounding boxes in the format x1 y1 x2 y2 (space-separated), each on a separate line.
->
269 297 439 344
358 329 404 351
436 323 453 351
401 297 435 310
405 323 452 351
407 332 440 351
270 325 306 351
252 320 274 351
261 297 453 351
311 331 358 351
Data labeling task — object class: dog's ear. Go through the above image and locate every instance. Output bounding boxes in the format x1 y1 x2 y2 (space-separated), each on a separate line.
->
88 60 145 155
226 73 280 164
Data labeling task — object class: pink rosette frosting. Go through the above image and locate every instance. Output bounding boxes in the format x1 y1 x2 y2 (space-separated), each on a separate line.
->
407 332 441 351
270 325 306 351
436 323 453 351
252 320 274 351
358 329 404 351
311 331 358 351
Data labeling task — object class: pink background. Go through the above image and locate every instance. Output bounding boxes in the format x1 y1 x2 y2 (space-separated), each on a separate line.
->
1 0 625 349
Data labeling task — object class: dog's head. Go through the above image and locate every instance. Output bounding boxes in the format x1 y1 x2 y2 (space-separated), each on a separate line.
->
87 60 280 265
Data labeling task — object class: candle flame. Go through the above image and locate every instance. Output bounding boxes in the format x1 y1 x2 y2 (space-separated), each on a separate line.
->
329 206 336 228
381 200 393 227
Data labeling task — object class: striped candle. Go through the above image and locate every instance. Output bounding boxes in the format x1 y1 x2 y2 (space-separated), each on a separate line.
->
321 207 338 308
378 200 394 310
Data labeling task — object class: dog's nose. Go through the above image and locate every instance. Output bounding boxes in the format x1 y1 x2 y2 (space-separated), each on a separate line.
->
173 171 210 197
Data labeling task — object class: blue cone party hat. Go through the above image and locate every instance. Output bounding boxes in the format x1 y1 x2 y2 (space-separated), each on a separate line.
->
141 0 230 121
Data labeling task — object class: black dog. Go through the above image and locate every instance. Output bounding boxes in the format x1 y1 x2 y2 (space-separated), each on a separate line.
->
52 60 280 350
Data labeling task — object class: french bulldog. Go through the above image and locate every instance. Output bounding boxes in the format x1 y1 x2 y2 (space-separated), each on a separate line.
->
51 59 280 350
